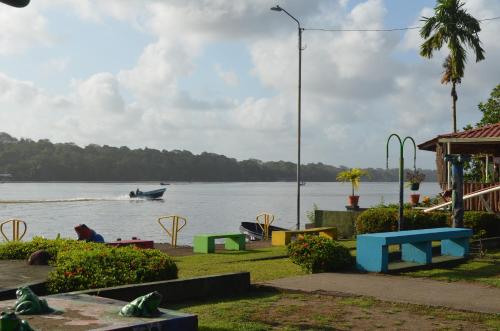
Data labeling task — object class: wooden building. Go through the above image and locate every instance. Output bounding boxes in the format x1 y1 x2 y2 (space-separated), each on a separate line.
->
418 123 500 212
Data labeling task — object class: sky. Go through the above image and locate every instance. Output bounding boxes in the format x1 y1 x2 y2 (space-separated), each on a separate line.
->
0 0 499 169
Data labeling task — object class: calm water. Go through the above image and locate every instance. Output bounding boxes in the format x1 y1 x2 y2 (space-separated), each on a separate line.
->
0 182 440 245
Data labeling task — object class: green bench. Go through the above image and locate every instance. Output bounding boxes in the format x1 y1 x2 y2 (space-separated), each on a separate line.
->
193 233 246 253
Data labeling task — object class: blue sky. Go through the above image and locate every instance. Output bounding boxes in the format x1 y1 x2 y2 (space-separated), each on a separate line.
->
0 0 498 169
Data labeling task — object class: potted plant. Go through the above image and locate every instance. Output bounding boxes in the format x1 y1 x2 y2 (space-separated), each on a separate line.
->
405 170 425 205
405 170 425 191
336 168 369 208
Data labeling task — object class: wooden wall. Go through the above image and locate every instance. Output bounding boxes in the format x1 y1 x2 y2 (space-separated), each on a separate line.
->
464 182 500 213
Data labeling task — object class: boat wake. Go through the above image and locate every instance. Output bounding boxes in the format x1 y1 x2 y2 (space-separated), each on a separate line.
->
0 196 131 204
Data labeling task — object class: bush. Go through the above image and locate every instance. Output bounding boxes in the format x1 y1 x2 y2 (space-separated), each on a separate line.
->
287 236 353 273
355 207 499 237
47 245 177 293
463 212 500 237
0 237 101 261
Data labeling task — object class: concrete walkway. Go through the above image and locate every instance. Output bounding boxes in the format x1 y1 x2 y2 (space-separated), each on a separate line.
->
263 273 500 314
0 260 52 291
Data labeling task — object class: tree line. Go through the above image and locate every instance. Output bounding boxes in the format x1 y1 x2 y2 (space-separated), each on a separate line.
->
0 133 436 182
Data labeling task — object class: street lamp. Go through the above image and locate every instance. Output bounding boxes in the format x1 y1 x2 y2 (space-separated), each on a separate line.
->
270 5 304 230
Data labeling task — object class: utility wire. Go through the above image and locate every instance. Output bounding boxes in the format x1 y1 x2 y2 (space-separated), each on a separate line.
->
303 15 500 32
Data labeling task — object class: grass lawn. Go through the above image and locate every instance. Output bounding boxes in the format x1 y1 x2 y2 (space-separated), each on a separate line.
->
168 288 500 331
402 249 500 288
174 246 306 282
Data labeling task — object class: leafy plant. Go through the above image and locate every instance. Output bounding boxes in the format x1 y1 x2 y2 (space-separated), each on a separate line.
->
287 236 353 273
47 245 177 293
405 170 425 184
336 168 369 197
305 203 318 223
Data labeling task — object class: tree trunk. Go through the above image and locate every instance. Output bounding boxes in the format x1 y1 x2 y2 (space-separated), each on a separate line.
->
451 82 458 133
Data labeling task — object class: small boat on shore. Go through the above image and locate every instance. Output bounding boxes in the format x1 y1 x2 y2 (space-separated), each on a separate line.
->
129 188 166 199
239 222 288 241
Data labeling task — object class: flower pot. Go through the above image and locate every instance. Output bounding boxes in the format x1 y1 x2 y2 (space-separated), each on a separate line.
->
348 195 359 207
410 194 420 205
410 182 420 191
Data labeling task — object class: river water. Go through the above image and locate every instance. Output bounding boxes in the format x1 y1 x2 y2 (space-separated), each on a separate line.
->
0 182 440 245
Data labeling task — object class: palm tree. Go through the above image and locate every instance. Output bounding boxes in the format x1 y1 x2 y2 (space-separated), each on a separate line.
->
420 0 485 133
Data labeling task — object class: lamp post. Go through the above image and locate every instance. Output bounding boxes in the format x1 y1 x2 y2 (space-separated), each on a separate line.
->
386 134 416 231
271 5 304 230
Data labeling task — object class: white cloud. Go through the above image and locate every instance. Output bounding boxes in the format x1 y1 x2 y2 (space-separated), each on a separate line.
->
215 64 239 87
0 0 498 168
0 5 51 54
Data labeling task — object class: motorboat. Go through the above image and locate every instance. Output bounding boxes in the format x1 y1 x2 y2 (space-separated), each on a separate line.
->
129 188 166 199
239 221 288 241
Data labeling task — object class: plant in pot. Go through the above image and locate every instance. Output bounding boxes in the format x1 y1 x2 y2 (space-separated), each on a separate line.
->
336 168 369 209
405 170 425 205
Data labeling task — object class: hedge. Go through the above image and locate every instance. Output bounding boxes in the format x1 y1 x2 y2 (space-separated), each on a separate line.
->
355 208 500 237
0 238 178 293
47 245 178 293
0 237 101 261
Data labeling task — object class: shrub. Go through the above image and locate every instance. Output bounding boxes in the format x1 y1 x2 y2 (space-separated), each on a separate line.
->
287 235 353 273
47 245 177 293
355 207 499 237
355 208 398 234
0 237 100 261
463 212 500 237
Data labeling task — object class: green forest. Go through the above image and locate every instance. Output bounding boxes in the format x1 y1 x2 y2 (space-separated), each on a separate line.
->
0 132 436 182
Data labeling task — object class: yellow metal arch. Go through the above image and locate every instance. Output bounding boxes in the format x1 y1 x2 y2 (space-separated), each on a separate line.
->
0 219 27 242
157 215 187 247
256 212 275 240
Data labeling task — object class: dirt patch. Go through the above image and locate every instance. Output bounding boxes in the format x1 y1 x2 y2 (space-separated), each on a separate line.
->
254 293 495 330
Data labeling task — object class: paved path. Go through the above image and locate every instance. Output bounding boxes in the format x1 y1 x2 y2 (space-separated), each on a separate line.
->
0 260 52 291
263 273 500 314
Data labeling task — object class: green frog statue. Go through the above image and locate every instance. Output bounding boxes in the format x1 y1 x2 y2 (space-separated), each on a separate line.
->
14 287 53 315
119 291 163 317
0 311 34 331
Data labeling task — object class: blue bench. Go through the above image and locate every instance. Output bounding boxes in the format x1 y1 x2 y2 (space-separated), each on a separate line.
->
356 227 473 272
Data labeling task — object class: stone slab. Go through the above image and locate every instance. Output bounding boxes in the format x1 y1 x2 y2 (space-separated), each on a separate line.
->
0 293 197 331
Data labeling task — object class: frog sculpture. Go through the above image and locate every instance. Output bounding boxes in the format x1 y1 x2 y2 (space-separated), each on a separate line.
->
0 311 34 331
119 291 163 317
14 287 53 315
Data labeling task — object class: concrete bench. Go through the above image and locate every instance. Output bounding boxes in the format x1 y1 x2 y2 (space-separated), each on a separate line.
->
271 227 338 246
356 227 473 272
193 233 246 253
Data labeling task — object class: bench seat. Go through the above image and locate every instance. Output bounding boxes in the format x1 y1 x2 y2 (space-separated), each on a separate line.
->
193 233 246 253
356 228 473 272
272 227 338 246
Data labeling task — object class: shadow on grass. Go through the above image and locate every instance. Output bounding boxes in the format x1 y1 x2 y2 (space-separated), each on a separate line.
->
163 286 280 311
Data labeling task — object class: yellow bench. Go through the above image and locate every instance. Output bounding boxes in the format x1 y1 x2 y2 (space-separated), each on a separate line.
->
271 227 337 246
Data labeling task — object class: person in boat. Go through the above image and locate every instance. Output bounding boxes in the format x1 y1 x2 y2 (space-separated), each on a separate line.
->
74 224 104 243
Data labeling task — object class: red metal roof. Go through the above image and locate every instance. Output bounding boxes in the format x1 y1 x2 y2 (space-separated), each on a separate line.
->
437 122 500 139
418 122 500 154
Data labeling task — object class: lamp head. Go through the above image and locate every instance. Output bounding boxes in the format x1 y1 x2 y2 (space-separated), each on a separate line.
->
270 5 282 11
0 0 30 7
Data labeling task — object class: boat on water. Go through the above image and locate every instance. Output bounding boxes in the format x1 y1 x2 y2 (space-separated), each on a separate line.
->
129 188 166 199
239 221 288 241
159 182 170 186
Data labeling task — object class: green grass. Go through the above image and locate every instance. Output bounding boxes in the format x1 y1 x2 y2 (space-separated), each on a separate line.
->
402 249 500 288
174 246 306 282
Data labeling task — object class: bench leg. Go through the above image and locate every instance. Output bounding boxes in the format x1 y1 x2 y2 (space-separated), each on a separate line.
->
402 242 432 264
225 236 245 251
441 238 469 257
193 237 215 253
356 238 388 272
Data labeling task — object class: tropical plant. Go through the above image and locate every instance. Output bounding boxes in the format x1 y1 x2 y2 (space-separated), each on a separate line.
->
405 170 426 184
420 0 485 133
336 168 369 197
